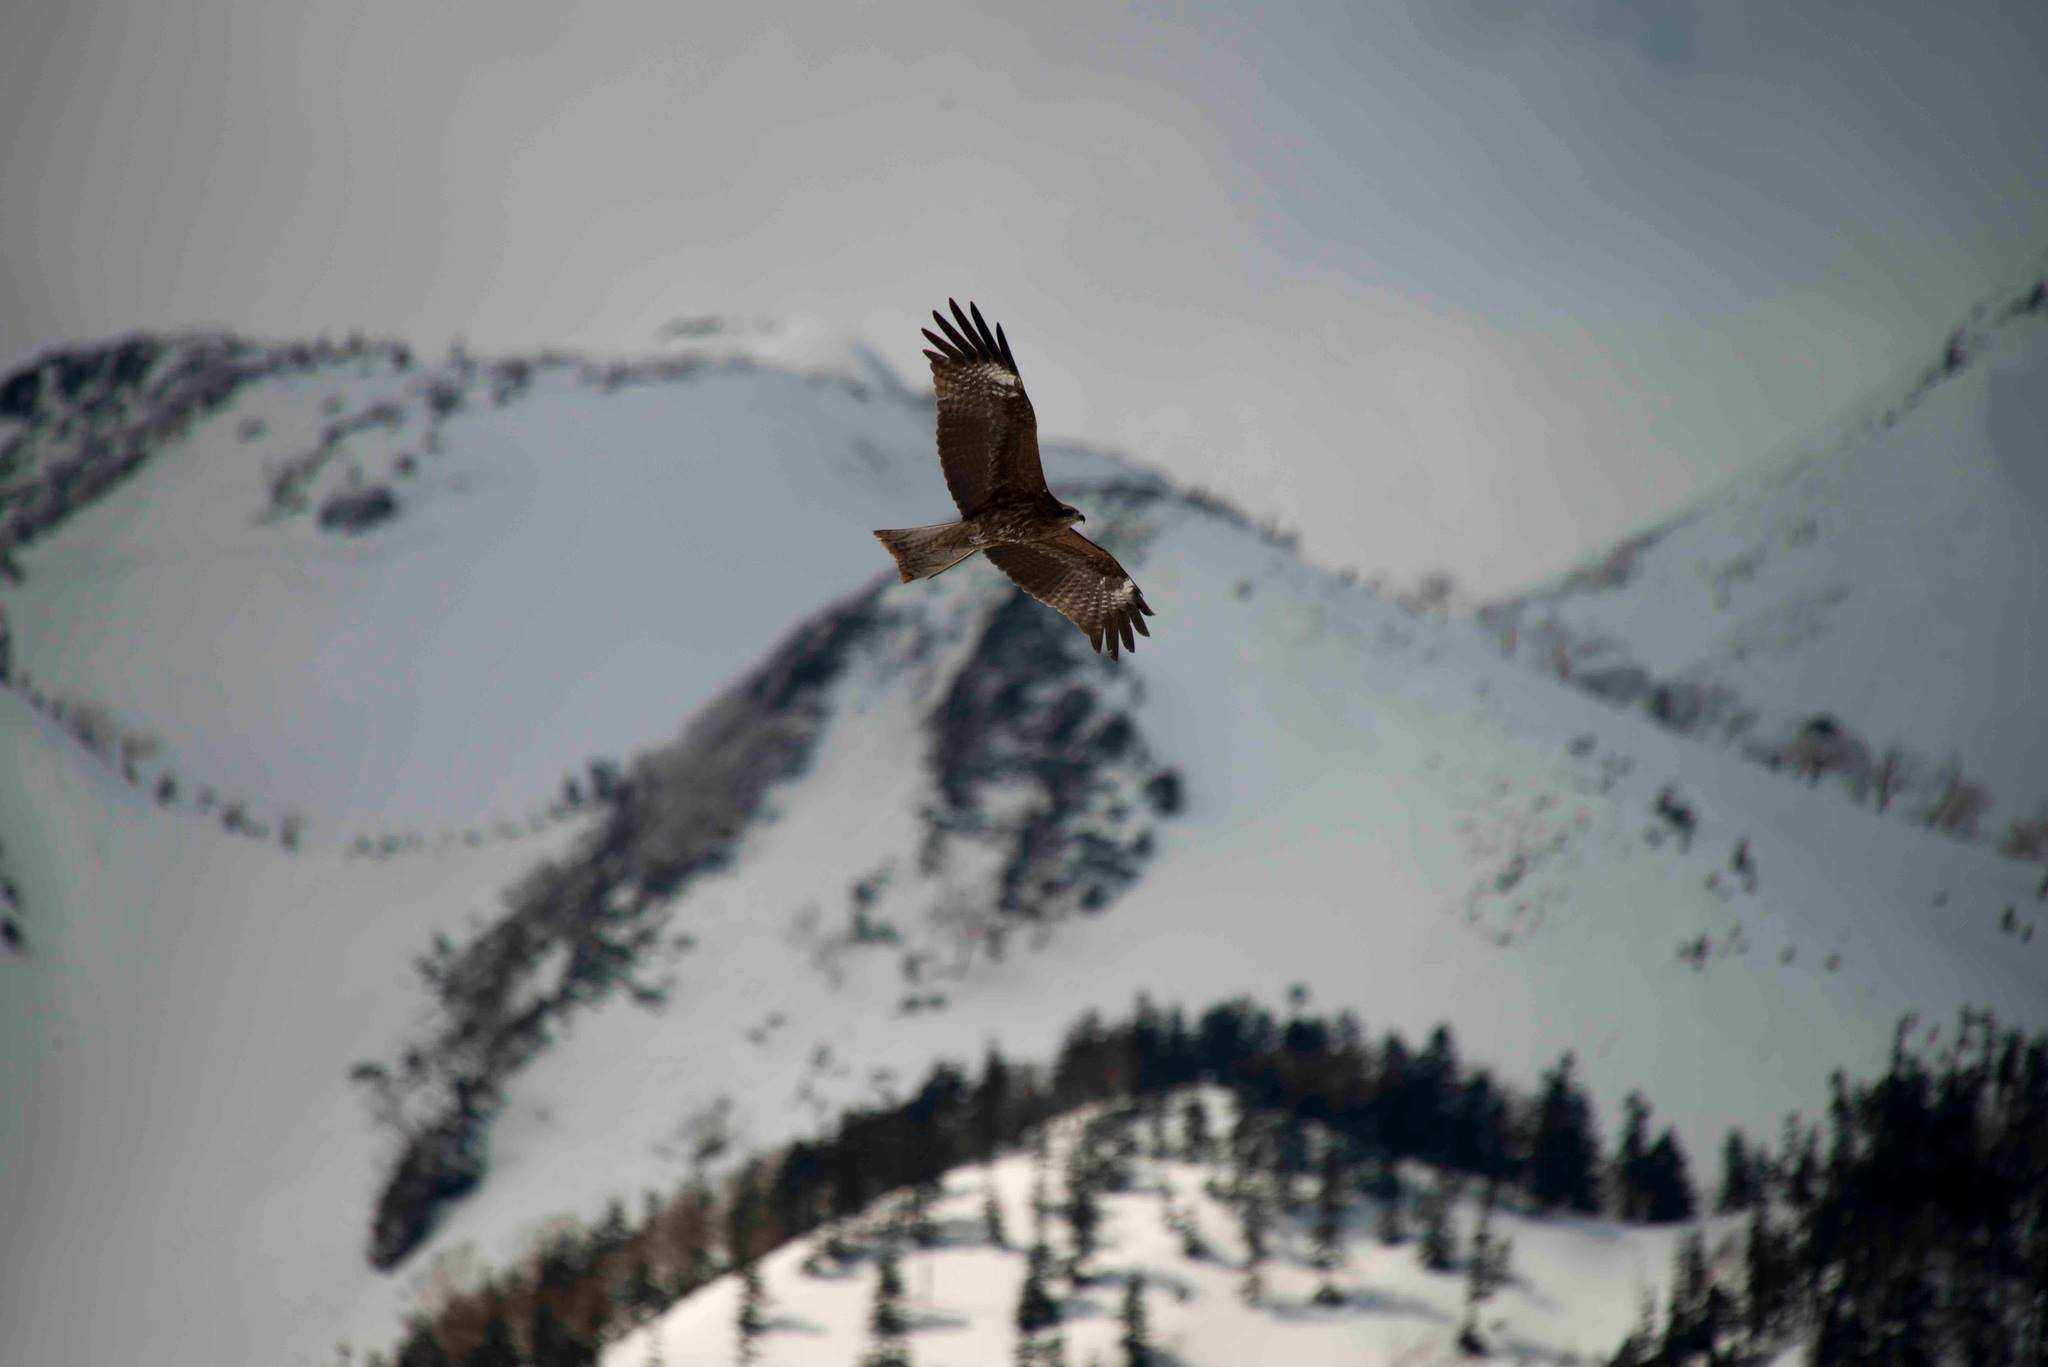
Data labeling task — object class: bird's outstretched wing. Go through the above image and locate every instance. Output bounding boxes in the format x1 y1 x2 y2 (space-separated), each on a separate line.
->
921 299 1044 516
984 528 1155 659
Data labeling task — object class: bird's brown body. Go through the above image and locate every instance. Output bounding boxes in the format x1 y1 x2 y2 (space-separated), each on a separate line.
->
872 300 1155 658
965 498 1082 547
872 495 1081 579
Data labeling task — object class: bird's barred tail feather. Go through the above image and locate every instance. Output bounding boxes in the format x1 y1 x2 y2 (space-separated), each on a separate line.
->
873 521 977 583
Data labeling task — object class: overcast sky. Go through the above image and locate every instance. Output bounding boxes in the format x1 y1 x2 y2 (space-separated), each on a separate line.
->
4 1 2044 594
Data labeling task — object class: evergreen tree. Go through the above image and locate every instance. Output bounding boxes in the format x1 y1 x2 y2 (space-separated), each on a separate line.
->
1639 1131 1697 1223
461 1292 519 1367
863 1242 911 1367
1458 1182 1512 1355
1661 1230 1711 1362
983 1175 1010 1249
595 1197 630 1253
1063 1142 1103 1281
1310 1143 1347 1305
1410 1025 1460 1165
1014 1240 1062 1367
1529 1053 1602 1214
1237 1174 1270 1306
530 1297 589 1366
1615 1092 1652 1222
1163 1183 1209 1260
1119 1273 1153 1367
973 1049 1012 1161
394 1327 453 1367
908 1177 941 1248
662 1181 718 1299
1451 1071 1514 1183
1274 1118 1310 1215
622 1248 662 1324
1418 1170 1462 1273
1029 1139 1052 1250
1377 1034 1413 1157
1780 1114 1818 1210
532 1234 596 1367
735 1264 766 1366
1741 1202 1788 1352
1375 1192 1406 1246
727 1166 766 1269
1142 1091 1170 1159
1225 1106 1266 1205
1181 1095 1212 1163
1372 1152 1405 1245
1716 1131 1760 1214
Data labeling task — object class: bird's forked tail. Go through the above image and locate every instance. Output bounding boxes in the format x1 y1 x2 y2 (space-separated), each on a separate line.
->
873 520 976 583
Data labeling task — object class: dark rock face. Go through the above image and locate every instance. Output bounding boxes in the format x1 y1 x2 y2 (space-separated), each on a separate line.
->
0 367 40 423
0 337 163 422
364 584 891 1270
368 1100 489 1271
317 485 399 534
1 335 255 569
923 587 1172 922
360 503 1188 1270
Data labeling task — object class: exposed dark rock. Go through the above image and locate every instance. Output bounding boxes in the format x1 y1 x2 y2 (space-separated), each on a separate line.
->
368 1098 490 1271
363 498 1186 1267
317 485 399 534
1143 769 1184 816
365 583 890 1267
0 368 39 422
1575 664 1650 708
0 334 258 569
0 337 161 421
925 575 1167 923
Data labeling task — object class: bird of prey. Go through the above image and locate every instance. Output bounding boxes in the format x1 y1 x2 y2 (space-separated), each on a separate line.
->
873 300 1156 658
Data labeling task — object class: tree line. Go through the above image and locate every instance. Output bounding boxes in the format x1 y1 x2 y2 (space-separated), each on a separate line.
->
374 996 2048 1365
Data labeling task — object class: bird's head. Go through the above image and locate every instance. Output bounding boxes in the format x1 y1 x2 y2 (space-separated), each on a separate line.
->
1058 503 1085 525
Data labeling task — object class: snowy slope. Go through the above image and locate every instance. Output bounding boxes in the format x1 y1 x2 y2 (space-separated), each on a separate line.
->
606 1100 1727 1367
4 316 2044 1367
358 471 2044 1356
0 686 594 1367
1488 272 2048 841
0 323 1123 840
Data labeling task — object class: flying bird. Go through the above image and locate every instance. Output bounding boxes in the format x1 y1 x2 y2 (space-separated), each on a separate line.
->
873 300 1156 658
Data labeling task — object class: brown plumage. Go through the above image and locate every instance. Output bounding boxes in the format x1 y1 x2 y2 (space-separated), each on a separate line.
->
872 299 1156 659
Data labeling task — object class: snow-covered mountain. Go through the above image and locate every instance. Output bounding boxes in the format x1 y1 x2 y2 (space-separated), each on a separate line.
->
0 319 1042 839
2 298 2043 1367
1487 268 2048 852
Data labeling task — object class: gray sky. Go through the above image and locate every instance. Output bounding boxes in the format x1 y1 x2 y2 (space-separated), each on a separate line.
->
4 1 2044 594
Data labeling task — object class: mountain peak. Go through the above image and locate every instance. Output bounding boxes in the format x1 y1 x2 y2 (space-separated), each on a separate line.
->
1489 269 2048 858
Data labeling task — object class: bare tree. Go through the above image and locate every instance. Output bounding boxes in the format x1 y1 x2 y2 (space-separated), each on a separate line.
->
1923 758 1990 838
2002 808 2048 864
1400 571 1456 616
1870 746 1914 814
1783 717 1868 792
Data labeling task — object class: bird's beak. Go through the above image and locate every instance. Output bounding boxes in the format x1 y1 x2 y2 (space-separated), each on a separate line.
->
1077 513 1086 522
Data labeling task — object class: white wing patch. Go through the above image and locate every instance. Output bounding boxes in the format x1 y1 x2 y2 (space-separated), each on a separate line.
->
973 362 1023 394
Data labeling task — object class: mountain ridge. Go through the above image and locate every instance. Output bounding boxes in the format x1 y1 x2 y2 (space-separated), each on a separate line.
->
1486 265 2048 859
3 290 2044 1365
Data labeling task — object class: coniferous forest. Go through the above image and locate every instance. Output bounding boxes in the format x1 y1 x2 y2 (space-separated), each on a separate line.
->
378 998 2048 1366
